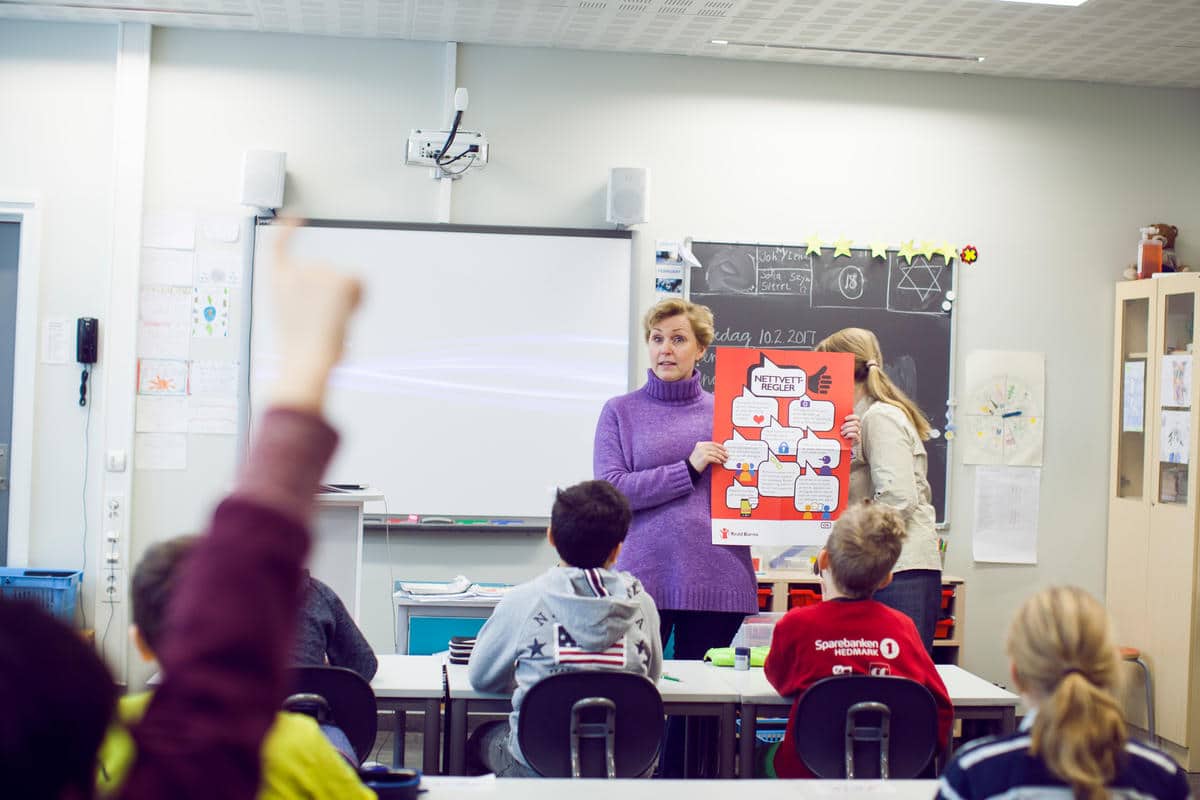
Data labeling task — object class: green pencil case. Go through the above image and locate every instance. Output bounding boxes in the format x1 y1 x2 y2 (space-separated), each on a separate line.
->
703 645 769 667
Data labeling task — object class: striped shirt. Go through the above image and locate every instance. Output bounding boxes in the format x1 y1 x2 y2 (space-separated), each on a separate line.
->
937 729 1190 800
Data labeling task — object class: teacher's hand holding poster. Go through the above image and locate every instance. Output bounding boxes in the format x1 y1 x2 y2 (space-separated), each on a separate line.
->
711 349 854 546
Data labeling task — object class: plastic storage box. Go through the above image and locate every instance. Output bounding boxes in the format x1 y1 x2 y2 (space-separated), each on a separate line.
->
935 616 955 639
0 568 82 623
941 588 954 610
757 587 772 610
789 588 820 609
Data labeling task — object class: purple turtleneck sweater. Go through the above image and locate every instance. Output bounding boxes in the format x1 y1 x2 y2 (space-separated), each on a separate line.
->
594 369 756 614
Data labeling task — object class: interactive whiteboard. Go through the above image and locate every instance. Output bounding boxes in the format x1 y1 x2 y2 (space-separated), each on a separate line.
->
250 220 632 520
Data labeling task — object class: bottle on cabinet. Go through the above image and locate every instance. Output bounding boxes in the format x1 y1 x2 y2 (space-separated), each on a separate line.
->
1138 228 1164 279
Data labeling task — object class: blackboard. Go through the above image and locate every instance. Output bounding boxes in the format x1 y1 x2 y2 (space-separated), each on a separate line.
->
690 240 955 523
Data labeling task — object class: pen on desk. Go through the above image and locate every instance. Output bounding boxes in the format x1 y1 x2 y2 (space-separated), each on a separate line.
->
1001 410 1022 419
661 674 680 682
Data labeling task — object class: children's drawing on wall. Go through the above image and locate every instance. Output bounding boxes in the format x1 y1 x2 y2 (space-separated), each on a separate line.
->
1161 409 1191 464
1161 354 1192 409
192 288 230 338
710 348 854 546
137 358 188 396
961 350 1045 466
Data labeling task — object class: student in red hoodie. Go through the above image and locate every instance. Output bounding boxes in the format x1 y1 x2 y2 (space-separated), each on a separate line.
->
762 501 953 779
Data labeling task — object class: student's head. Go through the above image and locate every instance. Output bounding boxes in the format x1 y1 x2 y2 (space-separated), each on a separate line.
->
821 501 906 598
1007 586 1125 800
642 299 714 383
0 600 117 800
815 327 932 440
548 480 632 568
131 535 199 658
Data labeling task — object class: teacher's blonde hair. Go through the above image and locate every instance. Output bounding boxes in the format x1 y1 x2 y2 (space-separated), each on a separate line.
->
642 299 715 348
815 327 931 440
1008 586 1126 800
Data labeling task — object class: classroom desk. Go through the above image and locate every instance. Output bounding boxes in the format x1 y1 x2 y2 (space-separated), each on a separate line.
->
443 659 740 778
732 663 1020 780
370 654 445 773
420 776 940 797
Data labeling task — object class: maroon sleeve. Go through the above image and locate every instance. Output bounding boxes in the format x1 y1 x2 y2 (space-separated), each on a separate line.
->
119 409 337 800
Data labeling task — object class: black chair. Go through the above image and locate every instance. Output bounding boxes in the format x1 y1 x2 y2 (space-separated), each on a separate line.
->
517 671 663 778
285 665 378 764
794 675 938 779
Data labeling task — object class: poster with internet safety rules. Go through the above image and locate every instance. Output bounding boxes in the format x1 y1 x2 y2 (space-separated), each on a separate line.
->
710 348 854 546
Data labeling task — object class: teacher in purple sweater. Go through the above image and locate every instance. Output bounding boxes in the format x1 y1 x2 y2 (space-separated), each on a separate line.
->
593 298 757 660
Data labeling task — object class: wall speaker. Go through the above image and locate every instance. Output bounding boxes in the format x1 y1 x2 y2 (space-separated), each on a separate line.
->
606 167 648 226
240 150 287 211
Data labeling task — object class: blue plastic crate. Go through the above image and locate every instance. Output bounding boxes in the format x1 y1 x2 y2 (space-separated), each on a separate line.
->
0 568 82 623
737 716 789 745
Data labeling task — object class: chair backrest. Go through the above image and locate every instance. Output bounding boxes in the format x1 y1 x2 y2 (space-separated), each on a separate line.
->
794 675 938 779
286 665 378 763
517 671 663 778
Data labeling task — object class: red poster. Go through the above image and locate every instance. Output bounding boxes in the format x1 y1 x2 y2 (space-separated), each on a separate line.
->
710 348 855 546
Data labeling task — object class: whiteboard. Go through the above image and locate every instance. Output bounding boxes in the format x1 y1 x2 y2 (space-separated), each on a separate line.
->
250 220 632 519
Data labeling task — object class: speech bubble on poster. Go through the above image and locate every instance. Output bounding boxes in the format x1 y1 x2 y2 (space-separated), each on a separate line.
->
732 388 777 427
788 397 836 431
761 419 807 456
758 457 801 497
795 474 840 511
749 356 808 398
725 484 760 510
722 430 769 470
795 434 842 472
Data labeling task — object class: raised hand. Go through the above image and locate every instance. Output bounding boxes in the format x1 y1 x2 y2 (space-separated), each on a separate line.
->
269 219 363 413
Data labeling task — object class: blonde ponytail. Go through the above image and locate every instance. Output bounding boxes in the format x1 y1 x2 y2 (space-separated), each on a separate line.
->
815 328 932 440
1008 587 1127 800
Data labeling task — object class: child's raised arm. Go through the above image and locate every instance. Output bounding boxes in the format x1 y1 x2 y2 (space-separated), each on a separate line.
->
120 220 362 800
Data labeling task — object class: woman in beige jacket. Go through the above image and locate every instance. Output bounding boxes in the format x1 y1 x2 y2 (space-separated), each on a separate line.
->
817 327 941 654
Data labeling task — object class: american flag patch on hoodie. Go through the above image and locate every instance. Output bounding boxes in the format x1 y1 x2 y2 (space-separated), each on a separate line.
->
554 623 626 666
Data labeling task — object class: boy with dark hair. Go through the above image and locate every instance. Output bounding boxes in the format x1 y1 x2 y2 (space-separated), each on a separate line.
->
0 600 117 800
95 536 372 799
467 479 662 777
292 572 378 682
762 501 953 779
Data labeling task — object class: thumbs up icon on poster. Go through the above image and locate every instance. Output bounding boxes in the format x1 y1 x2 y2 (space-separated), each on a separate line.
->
807 366 832 395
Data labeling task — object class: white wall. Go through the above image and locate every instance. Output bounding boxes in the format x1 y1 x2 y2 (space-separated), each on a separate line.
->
0 21 117 635
9 23 1200 687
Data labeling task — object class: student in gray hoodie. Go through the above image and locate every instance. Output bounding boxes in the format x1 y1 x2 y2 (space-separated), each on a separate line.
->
466 479 664 777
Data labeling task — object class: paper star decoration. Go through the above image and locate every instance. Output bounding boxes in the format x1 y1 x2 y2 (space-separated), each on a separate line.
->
833 238 854 258
938 242 956 263
920 240 938 260
805 233 823 256
898 240 918 265
870 242 889 260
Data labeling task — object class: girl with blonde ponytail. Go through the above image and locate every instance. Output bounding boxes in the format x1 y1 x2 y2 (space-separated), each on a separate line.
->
816 328 941 653
938 586 1189 800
